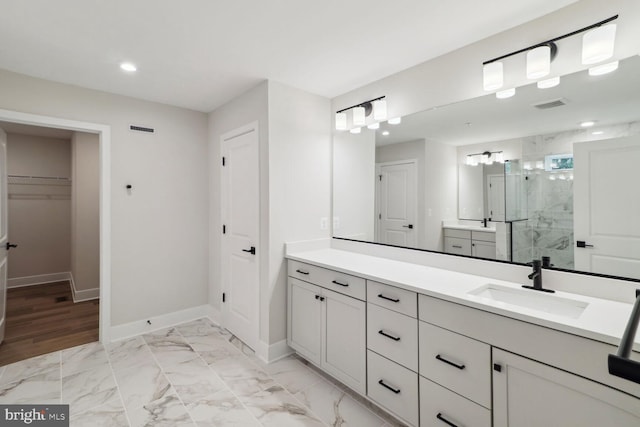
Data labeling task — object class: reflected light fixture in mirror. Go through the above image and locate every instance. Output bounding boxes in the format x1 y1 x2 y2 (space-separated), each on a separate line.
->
367 122 380 130
335 112 347 130
388 117 402 125
537 76 560 89
349 127 361 134
483 62 504 91
352 106 366 126
582 24 617 65
373 99 387 121
496 88 516 99
589 61 619 76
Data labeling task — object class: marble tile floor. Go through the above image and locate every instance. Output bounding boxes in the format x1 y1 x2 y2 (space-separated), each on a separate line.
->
0 318 405 427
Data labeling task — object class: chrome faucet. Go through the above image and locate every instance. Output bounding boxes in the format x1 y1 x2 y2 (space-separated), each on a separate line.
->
522 259 555 293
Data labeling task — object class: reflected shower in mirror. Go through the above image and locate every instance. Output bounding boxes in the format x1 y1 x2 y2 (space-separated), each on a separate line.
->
333 55 640 280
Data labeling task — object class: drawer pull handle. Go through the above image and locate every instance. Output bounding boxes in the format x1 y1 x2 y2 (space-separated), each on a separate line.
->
296 269 310 275
436 413 459 427
435 354 465 370
378 330 401 341
378 379 400 394
332 280 349 287
452 245 463 249
377 294 400 303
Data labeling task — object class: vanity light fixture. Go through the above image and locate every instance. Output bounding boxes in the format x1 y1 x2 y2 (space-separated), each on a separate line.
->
335 112 347 131
466 150 505 166
367 122 380 130
349 127 361 134
496 88 516 99
388 117 402 125
120 62 137 72
482 15 618 92
589 60 619 76
537 76 560 89
335 95 386 131
582 24 617 65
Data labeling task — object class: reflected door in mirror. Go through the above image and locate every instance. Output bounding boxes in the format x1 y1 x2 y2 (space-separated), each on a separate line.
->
376 161 417 247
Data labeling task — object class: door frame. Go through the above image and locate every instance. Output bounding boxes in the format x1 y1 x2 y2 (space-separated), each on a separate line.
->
220 121 260 350
374 159 418 243
0 108 111 344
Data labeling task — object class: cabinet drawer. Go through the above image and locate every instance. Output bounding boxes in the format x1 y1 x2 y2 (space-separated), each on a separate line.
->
288 260 365 300
471 230 495 243
443 228 471 239
444 237 472 256
367 350 419 427
420 376 491 427
367 280 417 317
367 303 418 371
419 321 491 408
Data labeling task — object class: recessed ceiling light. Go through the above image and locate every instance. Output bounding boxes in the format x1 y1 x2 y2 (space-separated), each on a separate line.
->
382 131 390 136
592 131 604 135
580 121 595 128
120 62 137 72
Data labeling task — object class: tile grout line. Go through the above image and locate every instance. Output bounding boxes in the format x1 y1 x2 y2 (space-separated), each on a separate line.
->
172 324 266 427
103 341 134 427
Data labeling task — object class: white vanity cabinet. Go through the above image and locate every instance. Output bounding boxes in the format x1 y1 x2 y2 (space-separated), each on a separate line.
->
287 261 366 394
492 348 640 426
443 228 496 259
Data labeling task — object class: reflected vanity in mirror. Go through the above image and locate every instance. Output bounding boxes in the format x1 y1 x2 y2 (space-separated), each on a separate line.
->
333 55 640 280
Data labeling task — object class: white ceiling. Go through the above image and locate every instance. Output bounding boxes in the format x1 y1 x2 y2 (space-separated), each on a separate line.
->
0 0 577 112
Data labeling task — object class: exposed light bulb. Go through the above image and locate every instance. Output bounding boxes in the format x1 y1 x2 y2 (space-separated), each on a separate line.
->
388 117 402 125
496 88 516 99
373 99 387 121
582 24 617 65
483 62 504 91
120 62 137 72
335 112 347 131
537 76 560 89
367 122 380 130
589 61 619 76
527 45 551 79
349 127 361 134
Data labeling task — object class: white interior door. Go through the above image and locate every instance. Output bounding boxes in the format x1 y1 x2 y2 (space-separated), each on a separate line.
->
221 123 259 350
0 128 7 344
574 135 640 279
487 174 505 221
376 161 417 247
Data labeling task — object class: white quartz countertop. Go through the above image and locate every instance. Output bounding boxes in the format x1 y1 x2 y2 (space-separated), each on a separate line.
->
443 224 496 232
286 248 639 351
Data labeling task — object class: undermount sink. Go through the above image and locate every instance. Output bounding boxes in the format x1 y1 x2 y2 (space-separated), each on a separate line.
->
467 284 589 319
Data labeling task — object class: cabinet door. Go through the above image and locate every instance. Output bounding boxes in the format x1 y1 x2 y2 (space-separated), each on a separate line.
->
493 348 640 427
471 241 496 259
322 288 366 394
287 278 322 365
444 237 472 256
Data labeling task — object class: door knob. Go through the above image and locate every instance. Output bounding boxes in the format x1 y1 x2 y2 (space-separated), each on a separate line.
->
5 242 17 251
402 224 414 229
242 246 256 255
576 241 594 248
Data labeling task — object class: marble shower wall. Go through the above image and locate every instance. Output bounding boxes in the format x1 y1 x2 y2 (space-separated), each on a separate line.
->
511 121 640 269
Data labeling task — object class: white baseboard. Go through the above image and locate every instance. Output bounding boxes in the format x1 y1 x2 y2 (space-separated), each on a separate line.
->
206 305 221 325
68 273 99 302
8 272 71 289
256 339 293 364
109 304 212 343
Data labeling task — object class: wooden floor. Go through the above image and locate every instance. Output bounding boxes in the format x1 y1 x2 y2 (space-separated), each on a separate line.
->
0 281 99 367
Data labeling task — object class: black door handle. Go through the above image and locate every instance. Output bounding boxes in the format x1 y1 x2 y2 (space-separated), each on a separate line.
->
576 240 594 248
5 242 17 251
242 246 256 255
402 224 414 229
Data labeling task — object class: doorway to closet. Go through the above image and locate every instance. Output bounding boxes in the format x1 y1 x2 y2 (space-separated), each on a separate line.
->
0 121 100 366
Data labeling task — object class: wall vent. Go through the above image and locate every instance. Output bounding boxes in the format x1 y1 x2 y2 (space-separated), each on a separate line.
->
129 124 155 133
532 98 568 110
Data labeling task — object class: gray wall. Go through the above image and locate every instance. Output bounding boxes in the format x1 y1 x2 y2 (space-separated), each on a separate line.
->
6 133 71 280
